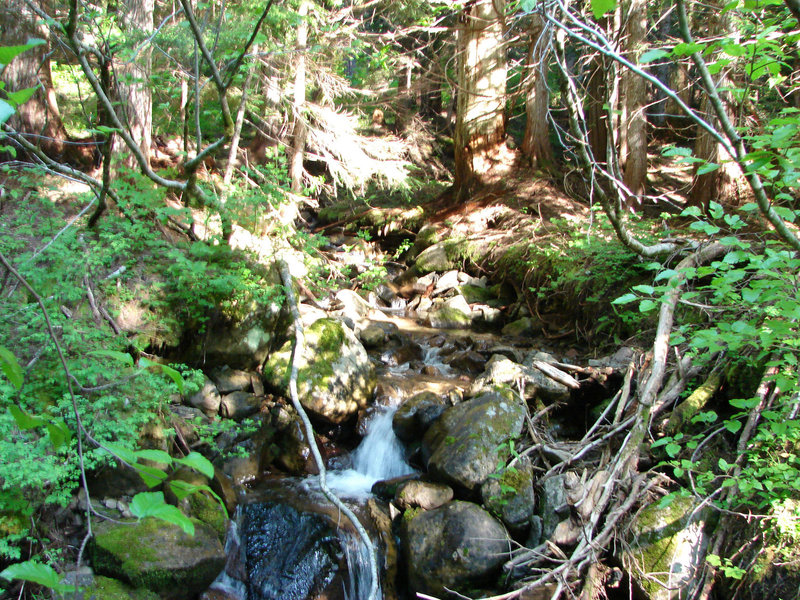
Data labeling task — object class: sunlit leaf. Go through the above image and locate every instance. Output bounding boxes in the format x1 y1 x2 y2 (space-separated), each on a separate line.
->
9 405 45 430
591 0 616 20
0 346 23 390
174 452 214 479
0 560 74 593
129 492 195 536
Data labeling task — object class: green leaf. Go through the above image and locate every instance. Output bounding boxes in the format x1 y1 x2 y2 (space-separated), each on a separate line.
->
665 442 681 458
135 464 169 488
639 299 657 312
8 405 45 430
651 437 672 449
174 452 215 479
724 419 743 434
129 492 195 536
135 449 174 466
0 100 14 126
6 86 38 107
139 358 185 393
591 0 616 19
169 480 202 502
612 293 637 305
0 346 24 390
632 284 654 294
89 350 134 367
46 420 72 449
697 162 720 175
673 42 705 56
0 560 74 593
640 49 670 63
0 39 46 67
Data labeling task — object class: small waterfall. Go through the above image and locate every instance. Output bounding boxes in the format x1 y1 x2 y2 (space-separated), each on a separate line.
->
325 405 415 497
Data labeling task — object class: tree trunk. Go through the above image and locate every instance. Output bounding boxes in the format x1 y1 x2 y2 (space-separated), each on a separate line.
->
0 0 69 160
113 0 154 169
454 0 508 196
585 54 609 167
521 14 554 171
289 0 309 194
688 4 748 209
621 0 648 203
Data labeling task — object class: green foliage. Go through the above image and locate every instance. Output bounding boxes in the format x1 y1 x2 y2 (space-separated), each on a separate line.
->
0 560 75 594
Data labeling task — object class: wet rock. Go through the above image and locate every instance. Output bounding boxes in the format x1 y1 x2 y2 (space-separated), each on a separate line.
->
617 497 711 600
210 468 237 516
273 411 316 475
422 392 526 493
210 367 253 394
393 392 447 443
221 442 261 485
371 474 420 500
481 456 535 537
422 365 441 377
244 503 338 600
358 323 388 348
428 297 474 329
395 480 453 511
501 317 538 337
264 318 376 424
403 501 512 597
92 517 225 599
447 350 486 374
374 284 398 305
366 498 399 600
381 342 423 367
188 377 222 417
219 391 261 420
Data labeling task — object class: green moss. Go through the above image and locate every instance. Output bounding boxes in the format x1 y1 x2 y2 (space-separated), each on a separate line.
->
187 493 228 542
403 507 422 522
86 576 160 600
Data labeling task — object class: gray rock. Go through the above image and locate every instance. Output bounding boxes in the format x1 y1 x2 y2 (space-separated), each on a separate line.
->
358 322 388 348
457 273 487 287
422 392 526 493
447 350 486 374
428 295 474 329
618 497 711 600
219 391 261 420
335 289 372 320
92 518 225 599
539 474 569 540
433 270 461 295
403 501 512 597
458 284 496 305
210 367 253 394
188 377 221 417
393 392 447 443
395 480 454 511
414 243 454 274
264 318 376 424
414 272 438 294
202 303 284 371
481 456 535 536
501 317 537 337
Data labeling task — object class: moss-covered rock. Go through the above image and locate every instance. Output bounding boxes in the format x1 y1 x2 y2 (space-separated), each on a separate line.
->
619 497 711 600
85 576 161 600
392 391 447 444
422 392 526 493
481 456 535 537
402 501 511 597
263 318 376 424
91 517 225 599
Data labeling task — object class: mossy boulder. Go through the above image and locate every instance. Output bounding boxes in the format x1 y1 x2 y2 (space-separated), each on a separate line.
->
263 318 376 424
481 456 535 537
402 501 511 597
619 497 711 600
85 576 161 600
91 517 225 599
428 296 473 329
392 391 447 443
422 392 526 493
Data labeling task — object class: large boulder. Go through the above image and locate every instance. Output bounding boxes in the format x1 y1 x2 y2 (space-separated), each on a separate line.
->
422 392 526 493
403 501 512 597
392 392 447 443
618 497 711 600
263 318 376 424
243 503 340 600
91 517 225 598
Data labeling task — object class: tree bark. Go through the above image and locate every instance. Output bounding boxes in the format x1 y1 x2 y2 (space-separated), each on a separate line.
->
113 0 154 169
521 14 554 171
289 0 309 194
1 0 69 160
621 0 648 203
687 4 747 209
454 0 508 196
